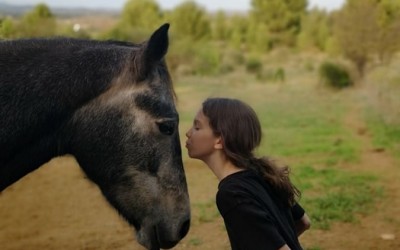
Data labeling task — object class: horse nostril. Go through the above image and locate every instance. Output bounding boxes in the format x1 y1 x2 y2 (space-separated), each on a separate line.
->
179 219 190 239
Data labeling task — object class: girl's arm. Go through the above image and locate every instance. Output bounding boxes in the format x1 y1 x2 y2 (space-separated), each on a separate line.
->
295 213 311 236
291 203 311 236
279 244 291 250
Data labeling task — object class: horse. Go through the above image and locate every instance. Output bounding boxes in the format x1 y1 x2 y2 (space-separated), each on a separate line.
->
0 23 190 250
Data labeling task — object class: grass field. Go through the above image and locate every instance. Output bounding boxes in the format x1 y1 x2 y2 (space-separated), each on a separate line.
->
173 52 400 249
176 79 377 244
1 52 399 250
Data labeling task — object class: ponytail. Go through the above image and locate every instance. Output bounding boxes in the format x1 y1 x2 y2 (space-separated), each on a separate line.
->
249 156 300 206
223 149 300 206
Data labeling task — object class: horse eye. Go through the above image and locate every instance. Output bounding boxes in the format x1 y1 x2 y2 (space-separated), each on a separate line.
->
157 120 175 136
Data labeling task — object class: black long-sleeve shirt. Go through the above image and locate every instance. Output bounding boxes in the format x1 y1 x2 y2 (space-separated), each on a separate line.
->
217 170 304 250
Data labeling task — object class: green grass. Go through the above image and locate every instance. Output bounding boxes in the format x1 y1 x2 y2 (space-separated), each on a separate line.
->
365 114 400 157
188 238 203 246
363 63 400 158
192 200 220 223
293 165 382 229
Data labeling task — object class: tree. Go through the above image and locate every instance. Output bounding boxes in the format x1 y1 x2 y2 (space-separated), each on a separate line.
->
375 0 400 63
297 8 331 51
334 0 378 77
107 0 162 42
0 17 16 38
121 0 162 30
18 3 56 37
169 1 211 41
250 0 307 47
227 15 249 50
246 21 270 52
211 11 229 41
334 0 400 77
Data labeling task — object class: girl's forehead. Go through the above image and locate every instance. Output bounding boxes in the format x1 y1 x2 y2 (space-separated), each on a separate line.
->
195 109 205 119
194 109 209 124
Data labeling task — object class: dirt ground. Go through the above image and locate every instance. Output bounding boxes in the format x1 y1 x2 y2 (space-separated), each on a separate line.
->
1 102 399 250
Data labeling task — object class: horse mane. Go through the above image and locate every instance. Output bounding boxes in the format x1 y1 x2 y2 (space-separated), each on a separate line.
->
0 38 131 162
0 36 175 164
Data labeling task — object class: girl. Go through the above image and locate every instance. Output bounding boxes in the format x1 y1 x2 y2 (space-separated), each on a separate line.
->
185 98 310 250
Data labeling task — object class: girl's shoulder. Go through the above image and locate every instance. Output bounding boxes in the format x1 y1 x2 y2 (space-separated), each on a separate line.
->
216 170 270 214
218 169 259 188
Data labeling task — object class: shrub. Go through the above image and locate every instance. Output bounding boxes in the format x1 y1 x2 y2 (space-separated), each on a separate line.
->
246 57 262 74
319 61 353 89
224 49 245 66
257 67 286 82
193 45 222 75
167 38 197 75
274 67 285 82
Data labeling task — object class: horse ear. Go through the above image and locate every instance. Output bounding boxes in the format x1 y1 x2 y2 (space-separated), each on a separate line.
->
137 23 169 80
146 23 169 63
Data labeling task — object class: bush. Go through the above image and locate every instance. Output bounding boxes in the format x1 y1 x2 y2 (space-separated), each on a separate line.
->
103 25 151 43
319 61 353 89
246 57 262 74
193 44 222 76
167 40 224 76
224 49 245 66
0 18 15 38
257 67 286 82
167 39 196 76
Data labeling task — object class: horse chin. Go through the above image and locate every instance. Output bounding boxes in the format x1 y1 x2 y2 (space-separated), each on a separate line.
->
136 225 179 250
136 226 160 250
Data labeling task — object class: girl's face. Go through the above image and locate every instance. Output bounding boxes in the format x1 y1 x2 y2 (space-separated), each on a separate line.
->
185 109 220 161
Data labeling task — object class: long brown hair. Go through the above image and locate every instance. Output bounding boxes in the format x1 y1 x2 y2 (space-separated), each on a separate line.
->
202 98 300 205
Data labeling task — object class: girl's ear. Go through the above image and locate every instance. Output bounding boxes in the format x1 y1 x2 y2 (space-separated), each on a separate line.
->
214 136 223 150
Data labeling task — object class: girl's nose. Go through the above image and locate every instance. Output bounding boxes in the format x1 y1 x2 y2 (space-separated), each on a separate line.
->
185 128 191 138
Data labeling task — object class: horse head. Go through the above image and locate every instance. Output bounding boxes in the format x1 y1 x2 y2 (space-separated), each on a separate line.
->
66 24 190 249
0 24 190 250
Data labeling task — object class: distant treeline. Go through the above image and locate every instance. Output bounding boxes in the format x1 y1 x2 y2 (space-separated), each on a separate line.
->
1 0 400 78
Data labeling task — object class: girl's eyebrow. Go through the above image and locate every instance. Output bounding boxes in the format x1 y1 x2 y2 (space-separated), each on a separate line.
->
194 119 201 126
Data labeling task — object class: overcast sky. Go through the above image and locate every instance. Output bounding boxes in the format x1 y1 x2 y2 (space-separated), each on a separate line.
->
2 0 345 12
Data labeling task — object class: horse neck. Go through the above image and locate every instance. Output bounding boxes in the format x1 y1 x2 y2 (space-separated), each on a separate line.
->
0 41 126 191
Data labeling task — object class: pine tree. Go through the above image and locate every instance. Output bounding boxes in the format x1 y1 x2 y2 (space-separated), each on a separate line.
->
170 1 210 41
250 0 307 47
19 4 56 37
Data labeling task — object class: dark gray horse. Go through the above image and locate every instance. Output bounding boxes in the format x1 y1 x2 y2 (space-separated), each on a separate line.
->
0 23 190 250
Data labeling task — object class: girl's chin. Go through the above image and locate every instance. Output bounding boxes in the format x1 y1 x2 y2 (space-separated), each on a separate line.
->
187 152 197 159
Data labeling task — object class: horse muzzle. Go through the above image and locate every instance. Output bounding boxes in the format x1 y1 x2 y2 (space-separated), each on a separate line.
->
137 216 190 250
